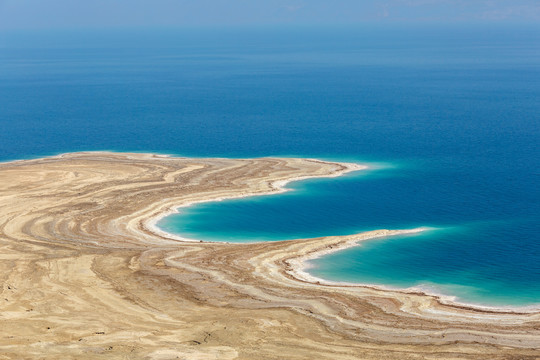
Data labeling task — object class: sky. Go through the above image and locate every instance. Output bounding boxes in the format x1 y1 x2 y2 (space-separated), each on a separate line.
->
0 0 539 30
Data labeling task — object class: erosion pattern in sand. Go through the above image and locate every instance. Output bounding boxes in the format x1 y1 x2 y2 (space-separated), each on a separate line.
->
0 152 539 360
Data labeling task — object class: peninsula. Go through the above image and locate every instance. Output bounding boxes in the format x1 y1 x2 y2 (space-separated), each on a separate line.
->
0 152 539 359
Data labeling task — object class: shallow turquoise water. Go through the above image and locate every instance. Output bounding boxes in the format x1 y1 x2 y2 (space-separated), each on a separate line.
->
1 25 539 306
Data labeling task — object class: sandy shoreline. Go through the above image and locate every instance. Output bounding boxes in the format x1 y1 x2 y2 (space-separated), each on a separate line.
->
144 156 366 244
1 151 539 359
285 227 540 314
138 154 540 314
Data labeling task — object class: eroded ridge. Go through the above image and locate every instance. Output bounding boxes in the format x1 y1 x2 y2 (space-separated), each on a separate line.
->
0 152 538 359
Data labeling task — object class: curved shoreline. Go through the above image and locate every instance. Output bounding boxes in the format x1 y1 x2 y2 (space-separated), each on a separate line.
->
284 228 540 315
1 151 539 358
6 151 540 314
145 157 366 243
136 153 540 314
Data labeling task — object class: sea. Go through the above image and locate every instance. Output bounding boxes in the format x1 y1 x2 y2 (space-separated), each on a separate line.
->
1 24 539 307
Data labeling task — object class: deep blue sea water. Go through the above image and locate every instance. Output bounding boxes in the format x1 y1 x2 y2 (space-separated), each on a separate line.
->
1 25 539 306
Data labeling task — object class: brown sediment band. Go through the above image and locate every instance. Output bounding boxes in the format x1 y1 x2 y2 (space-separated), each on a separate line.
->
0 152 539 359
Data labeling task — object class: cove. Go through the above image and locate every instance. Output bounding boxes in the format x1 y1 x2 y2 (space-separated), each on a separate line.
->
157 162 540 307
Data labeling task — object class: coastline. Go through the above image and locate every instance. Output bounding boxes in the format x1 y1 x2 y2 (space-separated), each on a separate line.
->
134 152 540 314
284 228 540 314
1 151 539 359
5 151 540 313
145 158 367 244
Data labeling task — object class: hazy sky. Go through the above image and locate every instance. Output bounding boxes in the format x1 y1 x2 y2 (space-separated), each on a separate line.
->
0 0 539 29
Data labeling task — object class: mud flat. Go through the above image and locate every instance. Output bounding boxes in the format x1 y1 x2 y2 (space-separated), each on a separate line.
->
0 152 539 359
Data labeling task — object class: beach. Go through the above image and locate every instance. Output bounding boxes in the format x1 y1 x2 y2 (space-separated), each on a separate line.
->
0 152 539 359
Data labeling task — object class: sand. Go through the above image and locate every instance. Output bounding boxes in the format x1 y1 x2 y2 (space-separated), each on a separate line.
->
0 152 539 359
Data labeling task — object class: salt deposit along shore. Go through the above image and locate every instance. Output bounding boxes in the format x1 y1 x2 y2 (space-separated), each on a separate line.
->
0 152 539 359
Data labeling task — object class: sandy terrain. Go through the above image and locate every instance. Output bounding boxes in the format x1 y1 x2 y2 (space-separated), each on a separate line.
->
0 152 539 359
